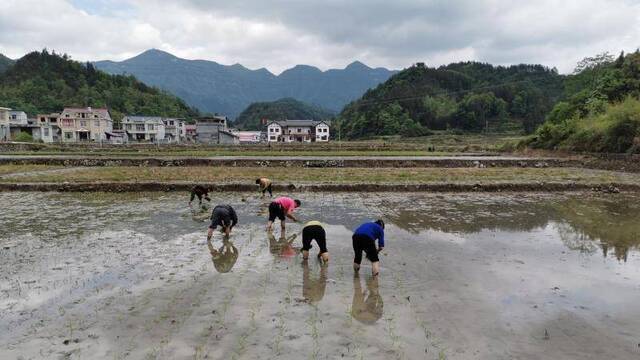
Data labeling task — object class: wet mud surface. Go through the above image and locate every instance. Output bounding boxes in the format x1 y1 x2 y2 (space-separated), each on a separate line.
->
1 192 640 359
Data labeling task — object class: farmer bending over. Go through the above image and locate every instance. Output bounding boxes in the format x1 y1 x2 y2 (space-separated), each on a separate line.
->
302 221 329 263
207 204 238 241
352 219 385 276
256 177 273 198
189 185 211 205
266 196 301 232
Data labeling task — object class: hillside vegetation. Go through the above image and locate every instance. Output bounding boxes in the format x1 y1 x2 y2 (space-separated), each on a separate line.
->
528 51 640 153
0 54 14 73
337 62 564 139
234 98 334 130
0 50 199 122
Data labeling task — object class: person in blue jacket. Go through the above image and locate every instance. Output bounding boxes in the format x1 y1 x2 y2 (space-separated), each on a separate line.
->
352 219 385 276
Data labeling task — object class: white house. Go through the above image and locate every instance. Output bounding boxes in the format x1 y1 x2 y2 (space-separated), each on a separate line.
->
59 107 113 142
266 120 331 143
8 111 28 125
37 113 61 143
0 107 11 141
122 116 166 143
162 118 185 143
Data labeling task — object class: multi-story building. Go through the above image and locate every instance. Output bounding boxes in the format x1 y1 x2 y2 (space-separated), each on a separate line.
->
162 118 185 143
8 110 28 125
0 107 10 141
36 113 61 143
266 120 330 143
59 107 113 142
8 110 51 142
121 116 166 143
195 116 239 144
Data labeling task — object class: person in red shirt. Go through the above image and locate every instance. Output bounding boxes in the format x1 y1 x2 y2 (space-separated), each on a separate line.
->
267 196 301 232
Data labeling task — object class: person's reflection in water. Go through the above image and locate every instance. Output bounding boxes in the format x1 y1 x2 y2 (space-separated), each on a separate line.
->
351 273 383 324
207 236 239 273
268 231 298 258
302 260 327 304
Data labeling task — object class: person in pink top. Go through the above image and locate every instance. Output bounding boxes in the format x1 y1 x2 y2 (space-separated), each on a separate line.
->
267 196 301 232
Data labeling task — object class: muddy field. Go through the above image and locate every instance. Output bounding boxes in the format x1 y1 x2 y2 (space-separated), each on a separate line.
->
1 192 640 359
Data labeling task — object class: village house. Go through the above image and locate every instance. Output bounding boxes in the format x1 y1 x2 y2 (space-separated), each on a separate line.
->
195 115 239 144
59 107 113 142
185 124 197 142
9 110 28 125
121 116 166 143
266 120 330 143
0 107 11 141
163 118 185 143
8 110 51 142
36 113 61 143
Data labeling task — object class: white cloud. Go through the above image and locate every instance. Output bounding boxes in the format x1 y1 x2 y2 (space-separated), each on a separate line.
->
0 0 638 73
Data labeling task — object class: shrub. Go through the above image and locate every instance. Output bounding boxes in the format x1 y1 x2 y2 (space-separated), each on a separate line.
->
13 131 34 142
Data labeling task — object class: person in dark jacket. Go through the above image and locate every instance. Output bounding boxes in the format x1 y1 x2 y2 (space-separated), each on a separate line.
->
189 185 212 206
207 204 238 240
352 219 385 276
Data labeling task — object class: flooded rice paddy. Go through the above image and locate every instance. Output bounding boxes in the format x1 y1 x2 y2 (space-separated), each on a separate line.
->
1 191 640 359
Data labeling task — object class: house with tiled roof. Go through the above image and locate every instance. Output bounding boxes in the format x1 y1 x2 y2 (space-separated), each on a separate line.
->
59 107 113 142
266 119 330 143
121 116 166 143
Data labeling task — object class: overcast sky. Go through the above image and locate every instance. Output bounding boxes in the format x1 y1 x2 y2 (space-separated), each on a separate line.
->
1 0 639 74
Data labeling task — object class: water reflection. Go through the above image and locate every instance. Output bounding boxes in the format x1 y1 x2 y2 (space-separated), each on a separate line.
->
554 198 640 262
383 194 640 262
383 196 551 234
351 274 383 324
302 261 327 304
207 237 239 273
268 232 298 258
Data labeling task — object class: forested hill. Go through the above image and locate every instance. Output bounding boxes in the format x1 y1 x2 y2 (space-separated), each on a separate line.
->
337 61 565 139
234 98 334 130
528 51 640 153
0 50 199 122
0 54 14 73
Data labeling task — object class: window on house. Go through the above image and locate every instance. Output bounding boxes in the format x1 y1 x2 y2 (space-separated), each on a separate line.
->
40 117 45 122
126 124 132 130
43 128 50 136
64 132 73 139
62 119 73 126
94 120 100 127
270 136 276 140
94 115 98 118
136 124 145 131
81 113 86 118
65 114 70 118
80 120 87 127
148 124 155 131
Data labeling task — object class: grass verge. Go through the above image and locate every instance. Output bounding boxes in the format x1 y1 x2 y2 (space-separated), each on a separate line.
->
0 166 636 185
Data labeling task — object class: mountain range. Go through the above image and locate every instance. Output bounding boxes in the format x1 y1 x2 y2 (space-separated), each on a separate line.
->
94 49 396 118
